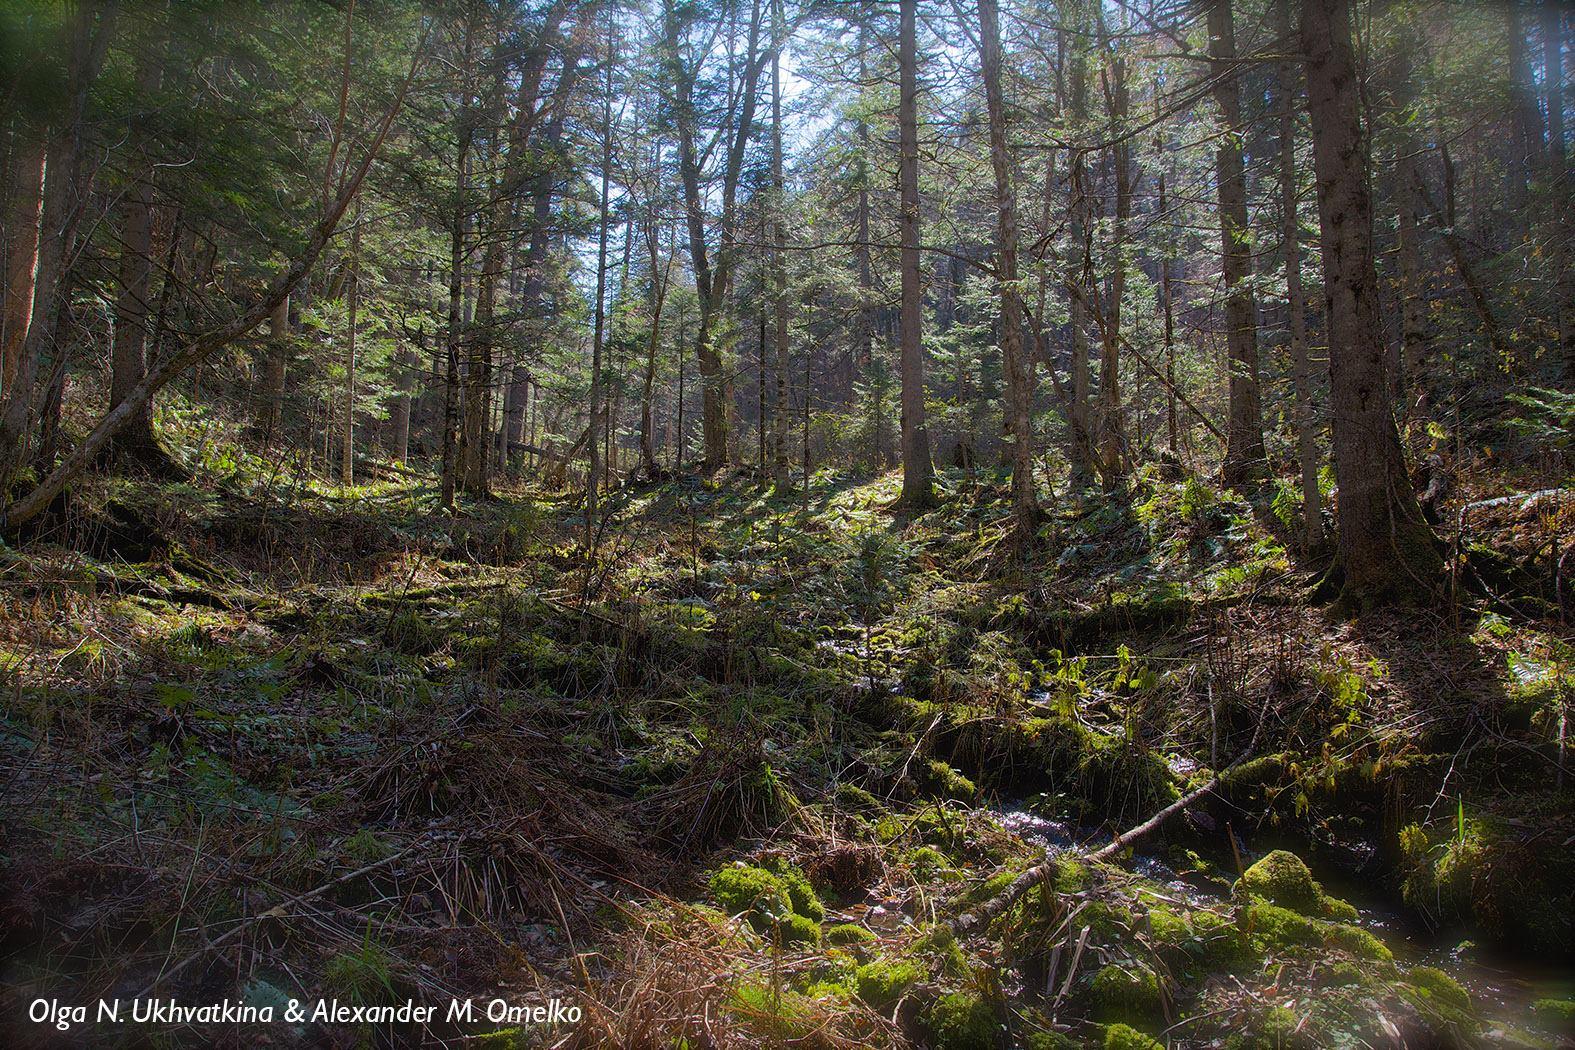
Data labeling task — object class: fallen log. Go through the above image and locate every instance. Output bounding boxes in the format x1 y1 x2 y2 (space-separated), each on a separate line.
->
952 750 1252 936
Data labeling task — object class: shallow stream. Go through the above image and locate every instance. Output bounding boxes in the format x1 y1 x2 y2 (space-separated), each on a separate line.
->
992 805 1575 1045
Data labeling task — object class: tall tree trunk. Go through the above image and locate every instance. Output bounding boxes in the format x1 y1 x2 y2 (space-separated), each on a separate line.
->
1157 164 1179 453
1302 0 1440 605
390 346 416 462
1277 0 1323 551
459 12 560 493
1505 1 1543 222
440 15 476 513
259 295 290 446
1543 0 1572 383
977 0 1037 540
340 210 361 485
2 142 45 396
853 27 874 410
1096 13 1129 486
1388 7 1429 420
1062 19 1096 488
639 215 669 479
587 16 615 538
1209 0 1267 488
108 9 169 461
0 2 116 491
897 0 936 508
665 0 766 470
770 0 791 489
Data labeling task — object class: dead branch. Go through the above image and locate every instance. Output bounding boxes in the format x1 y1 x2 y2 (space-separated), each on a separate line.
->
952 750 1251 936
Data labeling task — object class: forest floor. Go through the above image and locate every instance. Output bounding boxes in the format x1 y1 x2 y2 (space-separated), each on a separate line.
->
1 436 1573 1048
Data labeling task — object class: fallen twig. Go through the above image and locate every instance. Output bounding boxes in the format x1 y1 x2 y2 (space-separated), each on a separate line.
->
952 750 1252 936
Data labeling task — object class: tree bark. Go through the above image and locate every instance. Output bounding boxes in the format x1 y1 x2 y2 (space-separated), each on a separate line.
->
1543 0 1573 383
1276 0 1323 551
897 0 936 508
1209 0 1267 488
665 0 768 470
1 142 45 396
771 0 791 489
1095 12 1129 486
259 295 290 446
1388 9 1429 420
0 2 116 490
1302 0 1441 605
340 210 361 485
108 9 170 461
977 0 1037 540
1062 18 1097 488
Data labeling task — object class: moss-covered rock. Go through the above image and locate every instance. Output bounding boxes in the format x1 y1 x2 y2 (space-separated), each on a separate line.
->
758 856 825 921
1324 923 1393 962
1397 814 1575 958
708 860 823 940
834 781 883 813
825 923 875 947
1399 965 1478 1039
1246 901 1322 953
1103 1022 1164 1050
852 958 921 1008
1090 963 1164 1026
1236 850 1356 920
1530 998 1575 1024
1186 908 1252 968
925 990 1002 1050
777 912 821 945
921 759 980 802
1405 966 1471 1013
907 844 954 877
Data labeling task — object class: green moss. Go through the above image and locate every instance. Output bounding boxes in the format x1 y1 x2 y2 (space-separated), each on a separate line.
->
1236 850 1355 920
1406 967 1470 1012
852 958 922 1008
1324 923 1392 961
1247 901 1322 953
1398 815 1575 957
759 856 825 921
711 865 788 922
1186 909 1253 968
1530 998 1575 1023
1103 1023 1164 1050
778 912 821 945
922 760 979 802
925 991 1001 1050
835 782 882 813
798 978 851 1001
963 866 1022 905
1322 961 1366 987
1090 963 1164 1025
1053 858 1091 892
1399 965 1478 1037
709 861 823 938
1147 907 1190 946
826 923 875 946
908 844 954 877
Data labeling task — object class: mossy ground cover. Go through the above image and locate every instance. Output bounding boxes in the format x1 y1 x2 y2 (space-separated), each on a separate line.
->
1 455 1570 1046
